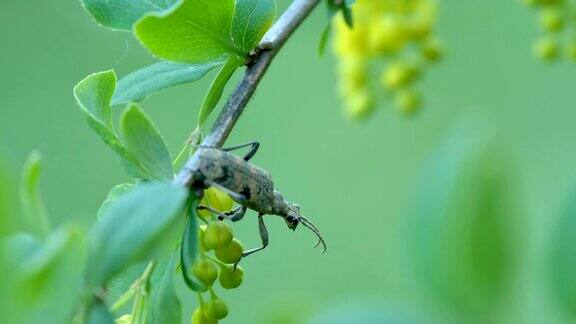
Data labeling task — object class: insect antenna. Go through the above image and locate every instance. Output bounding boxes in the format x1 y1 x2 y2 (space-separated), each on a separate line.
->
298 215 327 253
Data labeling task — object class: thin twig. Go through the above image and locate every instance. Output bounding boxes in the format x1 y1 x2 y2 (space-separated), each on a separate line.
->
173 0 321 187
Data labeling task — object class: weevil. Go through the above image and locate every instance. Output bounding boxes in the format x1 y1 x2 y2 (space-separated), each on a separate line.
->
188 142 326 265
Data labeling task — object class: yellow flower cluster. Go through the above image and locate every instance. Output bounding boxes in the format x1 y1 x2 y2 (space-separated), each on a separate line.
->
524 0 576 61
334 0 443 119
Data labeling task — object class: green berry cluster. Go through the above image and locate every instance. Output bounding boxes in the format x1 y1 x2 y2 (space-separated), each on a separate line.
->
334 0 444 119
523 0 576 61
192 188 245 323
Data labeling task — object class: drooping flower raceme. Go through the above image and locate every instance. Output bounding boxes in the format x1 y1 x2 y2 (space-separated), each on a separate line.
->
333 0 444 119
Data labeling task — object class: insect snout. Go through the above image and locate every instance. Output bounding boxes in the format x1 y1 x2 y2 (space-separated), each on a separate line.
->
284 214 300 231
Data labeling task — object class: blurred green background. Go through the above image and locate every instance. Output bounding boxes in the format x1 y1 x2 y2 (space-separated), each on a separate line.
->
2 0 576 323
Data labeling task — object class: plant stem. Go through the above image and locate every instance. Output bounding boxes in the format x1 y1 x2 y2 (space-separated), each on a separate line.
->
173 0 321 187
110 261 157 312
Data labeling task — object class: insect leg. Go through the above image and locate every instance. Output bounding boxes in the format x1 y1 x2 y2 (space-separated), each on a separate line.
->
227 205 248 222
222 142 260 161
203 179 249 205
234 213 269 269
197 205 231 221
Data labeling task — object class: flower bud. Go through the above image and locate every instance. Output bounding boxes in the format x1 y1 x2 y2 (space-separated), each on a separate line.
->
204 298 229 320
199 188 234 218
215 238 244 264
344 91 375 120
395 89 422 116
421 38 444 62
198 225 211 252
192 259 218 287
369 15 408 54
539 8 564 32
204 221 233 250
219 265 244 289
381 62 419 90
192 306 217 324
534 37 559 61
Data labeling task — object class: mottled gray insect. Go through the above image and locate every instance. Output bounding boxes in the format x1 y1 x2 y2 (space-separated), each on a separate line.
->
189 142 326 264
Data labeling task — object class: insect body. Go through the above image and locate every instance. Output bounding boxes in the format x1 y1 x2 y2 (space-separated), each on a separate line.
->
189 142 326 264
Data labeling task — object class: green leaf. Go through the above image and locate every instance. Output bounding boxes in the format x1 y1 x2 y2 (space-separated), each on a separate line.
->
85 183 188 288
2 232 40 266
20 152 50 237
120 104 174 181
74 71 147 179
112 59 227 106
406 123 518 314
74 71 115 128
147 253 182 324
232 0 276 52
14 226 86 324
88 301 115 324
80 0 180 31
340 4 353 27
180 197 205 292
135 0 243 63
97 184 136 220
197 55 243 129
549 188 576 317
318 24 331 57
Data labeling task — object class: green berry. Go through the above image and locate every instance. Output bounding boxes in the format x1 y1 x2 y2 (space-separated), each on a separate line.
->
204 298 229 320
219 265 244 289
395 90 422 116
204 221 233 250
198 225 211 252
534 37 559 61
215 238 244 264
192 259 218 287
192 306 217 324
540 8 564 32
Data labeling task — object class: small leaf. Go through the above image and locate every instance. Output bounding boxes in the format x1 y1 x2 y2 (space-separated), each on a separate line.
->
232 0 276 52
340 5 353 28
80 0 180 31
120 104 174 181
197 55 243 129
318 24 331 57
20 152 50 237
181 197 205 292
147 253 182 324
97 184 136 220
2 232 40 266
13 226 86 324
85 183 188 288
74 71 115 128
112 59 227 106
135 0 243 63
74 72 147 179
